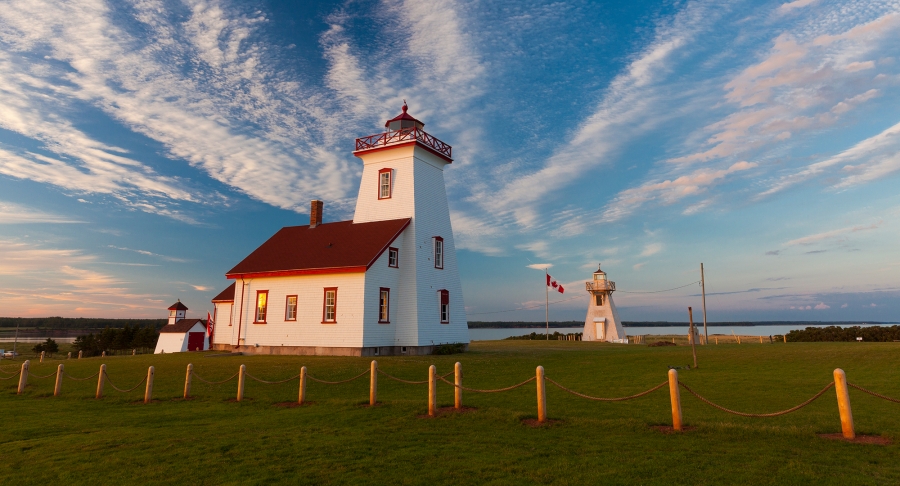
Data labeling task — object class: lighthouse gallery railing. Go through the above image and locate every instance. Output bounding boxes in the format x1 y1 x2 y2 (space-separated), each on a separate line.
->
355 127 452 159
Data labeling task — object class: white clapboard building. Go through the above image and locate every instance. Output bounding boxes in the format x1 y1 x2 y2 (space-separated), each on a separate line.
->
209 104 469 356
154 300 209 353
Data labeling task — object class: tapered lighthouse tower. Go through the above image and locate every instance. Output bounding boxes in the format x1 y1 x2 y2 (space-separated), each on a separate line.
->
582 264 625 342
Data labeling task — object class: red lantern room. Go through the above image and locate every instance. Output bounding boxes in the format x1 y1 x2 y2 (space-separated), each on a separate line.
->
385 102 424 131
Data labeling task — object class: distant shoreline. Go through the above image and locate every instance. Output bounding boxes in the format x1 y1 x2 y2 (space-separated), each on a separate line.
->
467 321 897 329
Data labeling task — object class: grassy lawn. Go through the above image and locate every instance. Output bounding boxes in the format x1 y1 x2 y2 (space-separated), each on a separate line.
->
2 340 899 485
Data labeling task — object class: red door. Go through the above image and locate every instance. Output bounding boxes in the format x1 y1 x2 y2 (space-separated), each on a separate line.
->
187 332 205 351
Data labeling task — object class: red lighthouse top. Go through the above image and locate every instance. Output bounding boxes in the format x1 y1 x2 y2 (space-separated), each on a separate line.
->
384 102 424 130
354 102 452 161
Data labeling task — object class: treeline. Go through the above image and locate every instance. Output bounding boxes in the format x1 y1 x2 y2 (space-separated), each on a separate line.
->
73 325 159 356
506 331 583 340
0 317 167 330
469 321 583 329
786 326 900 342
625 321 895 327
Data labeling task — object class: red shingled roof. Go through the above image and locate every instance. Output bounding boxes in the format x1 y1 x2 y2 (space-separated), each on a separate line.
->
226 218 411 279
160 318 206 333
384 103 424 128
212 282 236 303
167 300 188 311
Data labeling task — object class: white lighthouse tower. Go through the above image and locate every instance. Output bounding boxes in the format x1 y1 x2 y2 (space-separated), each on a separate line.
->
582 264 625 342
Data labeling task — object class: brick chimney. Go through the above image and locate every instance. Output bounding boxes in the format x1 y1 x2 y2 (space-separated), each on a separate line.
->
310 200 323 228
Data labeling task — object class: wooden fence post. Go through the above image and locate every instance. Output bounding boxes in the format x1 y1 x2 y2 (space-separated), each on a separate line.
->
144 366 154 404
833 368 855 440
67 352 71 359
428 365 436 416
184 363 193 399
783 335 787 343
237 364 246 402
298 366 307 405
40 351 45 363
17 360 29 395
370 360 378 406
454 362 462 410
536 365 547 423
54 364 64 397
133 349 136 356
78 350 82 359
96 364 106 399
102 351 106 357
668 369 682 431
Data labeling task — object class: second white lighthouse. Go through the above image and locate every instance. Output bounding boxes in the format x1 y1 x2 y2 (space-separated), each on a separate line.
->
582 264 626 342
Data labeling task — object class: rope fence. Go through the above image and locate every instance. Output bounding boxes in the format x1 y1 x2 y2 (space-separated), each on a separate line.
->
103 371 148 393
306 369 369 384
193 372 239 385
546 378 668 401
6 359 899 438
678 381 835 418
848 382 900 404
437 373 535 393
245 372 302 385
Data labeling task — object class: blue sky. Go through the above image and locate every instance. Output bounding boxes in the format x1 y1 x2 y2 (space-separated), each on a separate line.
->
1 0 899 322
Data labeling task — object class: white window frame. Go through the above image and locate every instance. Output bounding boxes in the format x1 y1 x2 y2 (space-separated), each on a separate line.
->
433 237 444 269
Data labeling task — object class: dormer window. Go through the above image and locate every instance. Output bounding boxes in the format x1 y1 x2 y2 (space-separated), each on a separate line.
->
378 168 392 199
433 237 444 269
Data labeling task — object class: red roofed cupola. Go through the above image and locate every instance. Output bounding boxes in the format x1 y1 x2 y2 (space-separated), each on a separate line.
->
167 299 188 324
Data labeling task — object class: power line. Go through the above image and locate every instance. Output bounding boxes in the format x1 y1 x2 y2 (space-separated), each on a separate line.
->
468 280 701 316
616 281 701 294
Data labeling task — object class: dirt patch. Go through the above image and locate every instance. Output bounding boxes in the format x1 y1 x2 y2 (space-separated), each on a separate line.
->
651 425 697 434
818 433 892 445
648 341 677 347
129 399 162 405
521 418 564 428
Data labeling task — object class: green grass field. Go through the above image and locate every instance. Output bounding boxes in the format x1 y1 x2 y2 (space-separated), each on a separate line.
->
2 340 899 485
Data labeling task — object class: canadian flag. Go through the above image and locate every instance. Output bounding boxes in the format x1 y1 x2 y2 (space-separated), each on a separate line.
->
206 311 215 338
546 274 565 294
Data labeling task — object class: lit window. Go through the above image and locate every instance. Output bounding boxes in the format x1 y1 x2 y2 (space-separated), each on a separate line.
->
378 169 392 199
379 288 390 323
285 295 298 321
388 247 399 268
439 290 449 323
323 288 337 323
169 310 176 317
434 237 444 269
255 291 268 323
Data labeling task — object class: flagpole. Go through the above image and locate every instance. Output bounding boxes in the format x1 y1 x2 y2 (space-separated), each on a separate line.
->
545 269 549 340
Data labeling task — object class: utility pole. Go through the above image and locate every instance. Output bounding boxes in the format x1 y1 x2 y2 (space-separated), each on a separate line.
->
688 307 698 369
545 269 549 340
701 263 708 345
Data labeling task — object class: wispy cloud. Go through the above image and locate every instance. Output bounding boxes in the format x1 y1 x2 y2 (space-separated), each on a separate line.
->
785 222 880 246
107 245 190 263
0 201 84 224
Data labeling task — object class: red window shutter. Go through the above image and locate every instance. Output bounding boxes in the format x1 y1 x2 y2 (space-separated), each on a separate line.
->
439 290 449 305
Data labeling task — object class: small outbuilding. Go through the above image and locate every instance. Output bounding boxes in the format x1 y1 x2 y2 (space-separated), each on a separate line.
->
154 300 209 353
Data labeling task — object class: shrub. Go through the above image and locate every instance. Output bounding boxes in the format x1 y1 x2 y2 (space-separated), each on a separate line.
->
432 343 467 355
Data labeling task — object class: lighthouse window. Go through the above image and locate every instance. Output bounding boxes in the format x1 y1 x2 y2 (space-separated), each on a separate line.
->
378 288 390 323
439 290 450 323
323 288 337 323
596 294 604 306
285 295 297 321
433 237 444 269
378 169 392 199
254 290 268 323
